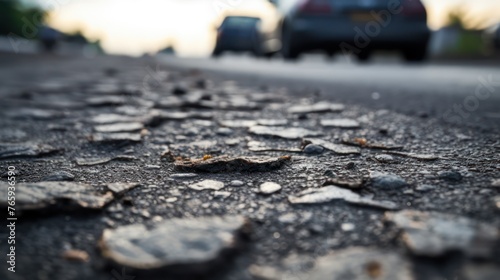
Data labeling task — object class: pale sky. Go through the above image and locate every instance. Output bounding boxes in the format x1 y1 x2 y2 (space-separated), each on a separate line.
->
39 0 500 56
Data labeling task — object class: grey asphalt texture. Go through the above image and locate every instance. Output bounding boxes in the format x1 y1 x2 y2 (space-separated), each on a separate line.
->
0 53 499 280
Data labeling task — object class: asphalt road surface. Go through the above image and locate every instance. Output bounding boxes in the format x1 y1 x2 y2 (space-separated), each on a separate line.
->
1 53 499 280
161 54 500 132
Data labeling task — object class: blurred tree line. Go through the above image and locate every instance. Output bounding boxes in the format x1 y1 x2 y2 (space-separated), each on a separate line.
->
445 11 485 55
0 0 46 36
0 0 104 54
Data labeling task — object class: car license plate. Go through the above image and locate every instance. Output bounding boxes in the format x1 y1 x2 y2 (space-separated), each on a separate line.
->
351 12 377 22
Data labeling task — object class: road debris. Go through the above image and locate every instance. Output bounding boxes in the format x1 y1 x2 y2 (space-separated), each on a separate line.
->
300 247 413 280
86 96 126 106
259 182 282 194
322 178 364 189
387 151 439 161
415 184 437 192
288 185 398 209
320 118 360 128
189 180 225 191
90 113 138 124
230 180 245 187
438 170 463 182
0 143 59 159
94 122 144 133
169 140 218 152
247 141 302 153
99 216 249 272
4 108 66 120
370 171 407 189
491 179 500 187
42 171 75 181
75 155 137 166
174 155 291 173
153 111 213 121
303 138 360 155
278 213 299 224
2 52 498 280
62 250 90 262
249 126 322 139
342 138 404 150
463 263 500 280
257 119 288 126
213 191 231 199
374 154 396 163
0 128 27 141
302 144 324 154
386 210 499 257
89 132 142 143
170 173 198 179
219 120 258 128
106 182 141 195
495 196 500 209
287 102 344 114
0 181 114 211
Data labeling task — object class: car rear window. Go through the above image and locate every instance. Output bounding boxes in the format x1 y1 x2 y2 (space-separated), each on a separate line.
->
222 17 260 27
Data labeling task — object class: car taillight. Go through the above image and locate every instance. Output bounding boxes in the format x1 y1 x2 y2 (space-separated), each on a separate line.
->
299 0 332 14
402 0 426 16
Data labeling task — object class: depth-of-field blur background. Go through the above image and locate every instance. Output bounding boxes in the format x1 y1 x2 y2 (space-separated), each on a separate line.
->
2 0 500 57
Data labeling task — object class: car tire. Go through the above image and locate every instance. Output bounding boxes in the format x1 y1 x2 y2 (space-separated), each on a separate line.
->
356 50 372 63
402 45 427 62
212 49 222 58
281 25 301 61
252 36 263 58
326 50 336 60
263 52 275 59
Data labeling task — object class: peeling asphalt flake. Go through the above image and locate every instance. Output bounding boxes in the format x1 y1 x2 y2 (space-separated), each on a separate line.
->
0 56 498 280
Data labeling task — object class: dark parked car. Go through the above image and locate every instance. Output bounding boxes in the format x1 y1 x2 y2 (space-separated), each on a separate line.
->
267 0 431 62
485 23 500 51
213 16 263 57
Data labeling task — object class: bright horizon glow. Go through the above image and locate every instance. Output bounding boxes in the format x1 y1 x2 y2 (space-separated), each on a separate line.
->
43 0 500 56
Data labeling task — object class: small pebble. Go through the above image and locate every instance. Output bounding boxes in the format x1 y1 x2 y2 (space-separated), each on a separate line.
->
145 165 161 169
62 250 89 262
213 191 232 199
189 180 225 191
303 144 324 155
231 180 245 187
166 197 178 203
438 171 462 182
370 172 406 189
491 179 500 188
171 173 198 179
43 171 75 182
259 182 282 194
278 213 298 224
341 223 355 232
345 162 356 170
216 127 233 136
323 170 337 178
416 184 436 192
374 154 395 163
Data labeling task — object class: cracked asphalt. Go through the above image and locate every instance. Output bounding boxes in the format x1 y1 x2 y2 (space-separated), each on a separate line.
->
0 53 499 280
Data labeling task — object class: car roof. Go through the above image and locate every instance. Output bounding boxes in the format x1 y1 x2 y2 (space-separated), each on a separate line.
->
224 16 260 20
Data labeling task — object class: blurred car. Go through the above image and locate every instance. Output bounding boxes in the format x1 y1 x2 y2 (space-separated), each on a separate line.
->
484 23 500 51
213 16 263 57
39 26 61 53
267 0 431 62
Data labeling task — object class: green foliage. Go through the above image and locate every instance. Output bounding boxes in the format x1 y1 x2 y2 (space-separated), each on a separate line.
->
456 32 484 54
0 0 46 36
447 13 465 29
